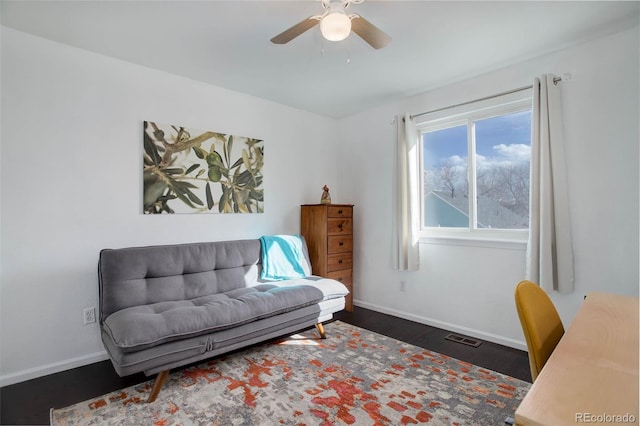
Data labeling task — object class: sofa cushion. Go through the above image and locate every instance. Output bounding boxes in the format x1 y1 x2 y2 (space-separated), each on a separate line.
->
101 305 322 376
102 284 323 352
99 240 262 319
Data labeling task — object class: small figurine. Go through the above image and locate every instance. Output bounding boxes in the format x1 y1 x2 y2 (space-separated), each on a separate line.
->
320 185 331 204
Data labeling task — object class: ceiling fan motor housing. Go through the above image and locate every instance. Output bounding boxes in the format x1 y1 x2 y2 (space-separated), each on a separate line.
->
320 1 352 41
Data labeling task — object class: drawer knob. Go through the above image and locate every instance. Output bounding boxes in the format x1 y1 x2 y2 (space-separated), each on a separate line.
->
338 260 343 264
338 223 344 229
339 242 344 246
338 209 343 214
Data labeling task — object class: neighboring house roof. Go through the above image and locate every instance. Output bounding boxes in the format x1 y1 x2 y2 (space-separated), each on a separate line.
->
424 190 528 229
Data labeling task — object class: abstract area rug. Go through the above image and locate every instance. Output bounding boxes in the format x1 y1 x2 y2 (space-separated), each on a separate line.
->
51 321 530 425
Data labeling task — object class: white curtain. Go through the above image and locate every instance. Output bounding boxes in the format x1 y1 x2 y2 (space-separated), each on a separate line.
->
526 75 574 293
392 113 420 271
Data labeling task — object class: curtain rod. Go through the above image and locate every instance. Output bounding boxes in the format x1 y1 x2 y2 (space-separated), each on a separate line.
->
410 76 562 121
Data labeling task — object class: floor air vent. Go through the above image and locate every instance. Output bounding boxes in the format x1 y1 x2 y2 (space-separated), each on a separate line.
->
444 333 482 348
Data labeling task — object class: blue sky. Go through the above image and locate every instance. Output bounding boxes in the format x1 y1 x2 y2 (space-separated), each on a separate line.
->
422 110 531 169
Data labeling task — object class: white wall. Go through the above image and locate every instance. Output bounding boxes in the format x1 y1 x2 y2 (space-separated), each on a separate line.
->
0 27 338 385
337 25 639 349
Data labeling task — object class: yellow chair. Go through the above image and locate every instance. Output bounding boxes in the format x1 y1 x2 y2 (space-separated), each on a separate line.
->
514 280 564 382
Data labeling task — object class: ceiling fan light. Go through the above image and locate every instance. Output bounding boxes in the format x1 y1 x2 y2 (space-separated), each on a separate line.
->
320 12 352 41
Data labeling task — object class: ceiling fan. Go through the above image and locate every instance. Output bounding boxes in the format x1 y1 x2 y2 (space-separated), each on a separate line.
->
271 0 391 50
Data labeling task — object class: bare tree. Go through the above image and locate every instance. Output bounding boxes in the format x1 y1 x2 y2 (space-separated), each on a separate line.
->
478 163 529 216
477 166 506 198
502 163 530 216
439 161 459 198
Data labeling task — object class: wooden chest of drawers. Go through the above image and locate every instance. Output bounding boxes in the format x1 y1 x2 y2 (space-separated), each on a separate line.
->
301 204 354 311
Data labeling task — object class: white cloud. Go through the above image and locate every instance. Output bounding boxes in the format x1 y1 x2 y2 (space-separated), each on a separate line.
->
477 144 530 170
432 144 530 173
447 155 467 167
493 144 531 162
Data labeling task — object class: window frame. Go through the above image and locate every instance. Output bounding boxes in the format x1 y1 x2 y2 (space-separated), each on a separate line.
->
416 93 533 244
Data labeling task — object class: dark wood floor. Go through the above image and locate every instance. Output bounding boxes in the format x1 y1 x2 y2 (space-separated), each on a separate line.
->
0 307 530 425
335 308 530 383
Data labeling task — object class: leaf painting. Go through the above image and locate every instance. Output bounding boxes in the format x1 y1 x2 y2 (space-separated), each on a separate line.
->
143 121 264 214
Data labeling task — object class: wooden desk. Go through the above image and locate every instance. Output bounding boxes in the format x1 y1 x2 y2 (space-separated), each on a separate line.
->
515 292 639 425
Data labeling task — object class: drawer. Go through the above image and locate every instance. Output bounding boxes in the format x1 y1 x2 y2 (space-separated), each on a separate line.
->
326 269 352 286
327 218 352 235
328 235 352 254
327 253 352 272
328 205 352 218
326 271 353 312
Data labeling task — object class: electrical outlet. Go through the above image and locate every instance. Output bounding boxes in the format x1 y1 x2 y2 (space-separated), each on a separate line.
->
83 307 96 325
400 281 406 292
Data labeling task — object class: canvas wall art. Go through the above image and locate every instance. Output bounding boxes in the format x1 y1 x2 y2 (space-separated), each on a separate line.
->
143 121 264 214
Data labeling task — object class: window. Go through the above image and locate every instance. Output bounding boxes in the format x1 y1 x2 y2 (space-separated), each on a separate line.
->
418 95 532 241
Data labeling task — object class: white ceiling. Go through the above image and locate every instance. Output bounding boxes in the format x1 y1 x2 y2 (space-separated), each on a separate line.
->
1 1 638 118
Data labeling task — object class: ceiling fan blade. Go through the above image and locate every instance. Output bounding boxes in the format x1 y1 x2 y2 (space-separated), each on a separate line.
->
271 18 320 45
351 16 391 50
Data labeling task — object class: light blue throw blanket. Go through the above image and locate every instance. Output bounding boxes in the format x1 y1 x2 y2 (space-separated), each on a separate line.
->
260 235 311 281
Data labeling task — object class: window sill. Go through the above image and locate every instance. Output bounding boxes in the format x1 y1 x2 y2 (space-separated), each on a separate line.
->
419 234 527 250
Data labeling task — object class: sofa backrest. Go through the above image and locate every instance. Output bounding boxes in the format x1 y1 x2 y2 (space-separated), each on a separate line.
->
98 239 261 320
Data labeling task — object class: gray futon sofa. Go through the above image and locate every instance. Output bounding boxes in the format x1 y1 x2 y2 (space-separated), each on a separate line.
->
98 238 349 402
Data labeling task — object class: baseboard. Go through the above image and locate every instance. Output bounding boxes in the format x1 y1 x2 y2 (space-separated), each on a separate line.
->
353 299 527 351
0 350 109 388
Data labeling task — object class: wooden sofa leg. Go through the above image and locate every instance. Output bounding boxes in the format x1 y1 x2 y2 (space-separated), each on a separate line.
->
147 370 170 403
316 323 327 339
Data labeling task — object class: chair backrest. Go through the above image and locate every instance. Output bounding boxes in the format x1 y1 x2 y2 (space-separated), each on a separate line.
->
514 280 565 381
